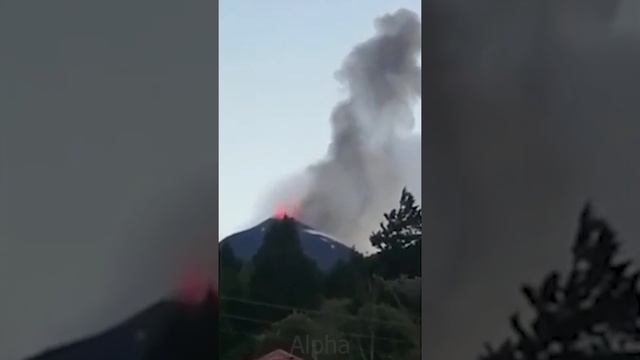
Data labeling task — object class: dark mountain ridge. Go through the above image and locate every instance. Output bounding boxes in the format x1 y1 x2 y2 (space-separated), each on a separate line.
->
27 291 218 360
220 217 356 271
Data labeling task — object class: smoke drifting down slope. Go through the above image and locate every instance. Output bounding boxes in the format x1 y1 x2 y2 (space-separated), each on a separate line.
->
422 1 640 359
262 9 422 250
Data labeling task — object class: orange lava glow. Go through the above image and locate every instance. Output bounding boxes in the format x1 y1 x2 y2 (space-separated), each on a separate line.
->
273 201 301 220
176 265 211 306
274 206 288 220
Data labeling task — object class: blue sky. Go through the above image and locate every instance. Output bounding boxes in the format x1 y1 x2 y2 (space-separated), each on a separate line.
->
219 0 422 239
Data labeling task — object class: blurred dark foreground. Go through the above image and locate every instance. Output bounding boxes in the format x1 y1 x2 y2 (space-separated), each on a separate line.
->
27 291 218 360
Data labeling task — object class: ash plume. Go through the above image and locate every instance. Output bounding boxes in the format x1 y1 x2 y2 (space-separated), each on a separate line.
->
422 1 640 359
259 9 421 251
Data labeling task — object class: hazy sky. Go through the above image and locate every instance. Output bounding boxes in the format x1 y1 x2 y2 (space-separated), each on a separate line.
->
219 0 422 239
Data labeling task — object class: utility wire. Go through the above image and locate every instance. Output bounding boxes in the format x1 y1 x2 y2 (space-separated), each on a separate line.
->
221 312 412 337
220 295 419 326
220 322 414 345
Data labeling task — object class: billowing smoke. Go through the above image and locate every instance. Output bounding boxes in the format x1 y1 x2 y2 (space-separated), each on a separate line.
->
0 1 219 359
260 9 422 251
422 1 640 359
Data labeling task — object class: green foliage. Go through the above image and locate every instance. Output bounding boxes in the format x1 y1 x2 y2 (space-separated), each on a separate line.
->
368 242 421 279
375 275 422 319
220 189 423 360
218 244 252 359
368 188 422 278
251 298 420 360
324 250 369 303
253 313 325 358
481 205 640 360
342 302 420 360
249 216 323 313
237 262 253 289
219 243 243 296
370 187 422 252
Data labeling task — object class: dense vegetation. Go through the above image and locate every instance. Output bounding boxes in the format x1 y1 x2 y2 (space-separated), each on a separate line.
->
220 186 640 360
219 188 422 360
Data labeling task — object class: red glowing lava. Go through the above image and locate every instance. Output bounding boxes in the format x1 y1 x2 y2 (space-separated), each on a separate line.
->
274 206 288 220
176 265 212 306
273 201 301 220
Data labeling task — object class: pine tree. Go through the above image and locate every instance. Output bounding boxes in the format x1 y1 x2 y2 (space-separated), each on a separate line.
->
368 188 422 278
249 216 323 316
324 250 369 306
219 243 243 296
481 205 640 360
370 187 422 251
219 243 251 359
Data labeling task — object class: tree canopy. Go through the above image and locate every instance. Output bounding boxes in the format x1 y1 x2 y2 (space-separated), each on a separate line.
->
249 216 323 312
481 205 640 360
370 187 422 252
220 190 422 360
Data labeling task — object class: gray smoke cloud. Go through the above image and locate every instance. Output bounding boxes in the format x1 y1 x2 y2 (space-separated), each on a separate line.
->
0 1 218 359
422 1 640 359
260 9 422 251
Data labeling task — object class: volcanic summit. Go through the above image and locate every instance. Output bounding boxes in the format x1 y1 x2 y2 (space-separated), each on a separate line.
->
219 216 355 272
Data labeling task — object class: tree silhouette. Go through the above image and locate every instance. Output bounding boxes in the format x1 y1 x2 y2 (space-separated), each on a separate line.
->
220 194 423 360
218 243 249 358
324 249 369 306
481 205 640 360
368 188 422 278
370 187 422 252
249 216 322 314
219 243 243 296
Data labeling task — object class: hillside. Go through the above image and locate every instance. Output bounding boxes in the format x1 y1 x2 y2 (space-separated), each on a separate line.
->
220 217 355 271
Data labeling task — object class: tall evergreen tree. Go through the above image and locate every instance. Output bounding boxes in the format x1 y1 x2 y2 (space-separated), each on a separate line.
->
481 205 640 360
219 243 250 359
219 243 243 296
325 249 368 304
370 187 422 252
369 188 422 278
249 216 323 317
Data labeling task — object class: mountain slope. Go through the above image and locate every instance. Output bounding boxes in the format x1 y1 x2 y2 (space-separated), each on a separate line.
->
220 218 355 271
27 292 218 360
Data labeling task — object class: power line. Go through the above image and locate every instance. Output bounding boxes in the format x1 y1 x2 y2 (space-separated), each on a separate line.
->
220 308 414 328
220 296 420 326
220 312 416 334
221 312 412 332
220 323 414 345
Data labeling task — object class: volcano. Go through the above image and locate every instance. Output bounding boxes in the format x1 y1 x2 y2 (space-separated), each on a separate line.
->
220 217 356 271
26 291 218 360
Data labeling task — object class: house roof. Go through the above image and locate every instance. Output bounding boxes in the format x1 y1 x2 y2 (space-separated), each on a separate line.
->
255 348 303 360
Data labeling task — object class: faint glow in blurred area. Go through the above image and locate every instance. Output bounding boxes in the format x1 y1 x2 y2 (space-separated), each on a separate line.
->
175 265 213 306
